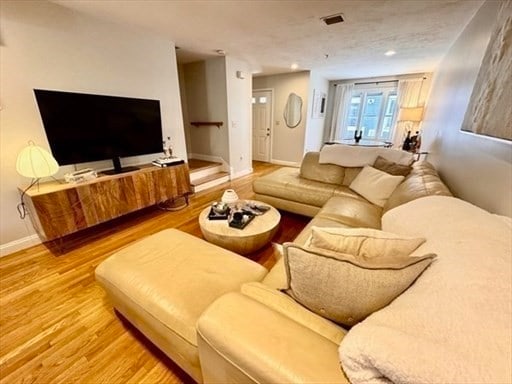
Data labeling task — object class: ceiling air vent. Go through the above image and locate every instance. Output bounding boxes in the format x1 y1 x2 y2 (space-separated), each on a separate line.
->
321 13 344 26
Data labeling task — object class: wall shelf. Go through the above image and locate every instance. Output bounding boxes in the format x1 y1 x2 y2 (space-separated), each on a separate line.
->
190 121 223 128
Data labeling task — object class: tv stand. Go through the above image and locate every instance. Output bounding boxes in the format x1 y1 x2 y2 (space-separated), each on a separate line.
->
20 163 192 242
103 156 139 175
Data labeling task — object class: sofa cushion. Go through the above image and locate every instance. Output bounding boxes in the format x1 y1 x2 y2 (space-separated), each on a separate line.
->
349 165 405 207
373 155 412 176
332 185 362 199
283 243 436 327
241 282 346 344
253 167 338 208
342 167 363 186
316 196 382 229
308 227 425 258
383 161 452 213
197 292 350 384
300 152 345 185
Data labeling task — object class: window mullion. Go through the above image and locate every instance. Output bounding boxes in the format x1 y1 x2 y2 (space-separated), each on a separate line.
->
357 92 366 132
376 91 388 138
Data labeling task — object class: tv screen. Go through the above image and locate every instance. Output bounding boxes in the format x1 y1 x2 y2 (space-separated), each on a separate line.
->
34 89 163 173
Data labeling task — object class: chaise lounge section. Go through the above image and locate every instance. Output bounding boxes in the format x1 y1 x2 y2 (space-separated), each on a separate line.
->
95 229 267 383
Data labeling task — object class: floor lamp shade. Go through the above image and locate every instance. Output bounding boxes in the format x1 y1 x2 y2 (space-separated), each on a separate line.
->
398 107 424 122
16 142 59 178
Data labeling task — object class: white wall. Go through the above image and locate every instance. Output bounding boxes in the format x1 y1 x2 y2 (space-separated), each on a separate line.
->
253 71 310 165
178 64 192 155
304 70 329 152
182 58 230 163
0 0 186 253
422 0 512 217
225 57 253 178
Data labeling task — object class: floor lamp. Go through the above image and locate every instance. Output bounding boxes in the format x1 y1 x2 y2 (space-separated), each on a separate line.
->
397 106 424 149
16 141 59 218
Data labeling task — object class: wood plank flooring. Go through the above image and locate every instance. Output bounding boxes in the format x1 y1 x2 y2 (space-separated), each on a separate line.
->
0 161 309 384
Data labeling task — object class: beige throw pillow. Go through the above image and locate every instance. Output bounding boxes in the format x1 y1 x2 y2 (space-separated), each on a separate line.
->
308 227 425 259
349 165 405 207
373 155 412 176
283 243 436 327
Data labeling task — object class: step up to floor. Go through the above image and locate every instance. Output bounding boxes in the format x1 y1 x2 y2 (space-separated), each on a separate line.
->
190 171 230 193
189 160 223 183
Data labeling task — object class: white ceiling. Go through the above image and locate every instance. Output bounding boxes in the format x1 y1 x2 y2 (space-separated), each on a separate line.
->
52 0 484 80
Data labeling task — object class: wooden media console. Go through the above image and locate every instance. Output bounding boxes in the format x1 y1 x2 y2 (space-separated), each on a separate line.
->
20 163 192 242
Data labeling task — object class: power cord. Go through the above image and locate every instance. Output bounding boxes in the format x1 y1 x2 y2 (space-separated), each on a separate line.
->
17 178 39 219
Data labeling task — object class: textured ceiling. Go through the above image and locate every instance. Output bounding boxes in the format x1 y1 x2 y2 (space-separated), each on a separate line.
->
51 0 484 80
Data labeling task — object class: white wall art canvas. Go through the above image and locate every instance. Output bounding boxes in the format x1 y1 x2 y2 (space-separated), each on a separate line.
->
461 1 512 141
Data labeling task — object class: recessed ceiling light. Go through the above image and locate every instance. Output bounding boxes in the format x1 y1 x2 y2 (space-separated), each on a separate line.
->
291 63 299 70
385 50 396 56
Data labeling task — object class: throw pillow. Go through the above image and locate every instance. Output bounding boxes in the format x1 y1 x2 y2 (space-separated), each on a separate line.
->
373 155 413 177
349 165 405 207
308 227 425 259
283 243 436 327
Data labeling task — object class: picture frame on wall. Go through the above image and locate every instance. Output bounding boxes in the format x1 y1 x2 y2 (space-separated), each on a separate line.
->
312 89 326 119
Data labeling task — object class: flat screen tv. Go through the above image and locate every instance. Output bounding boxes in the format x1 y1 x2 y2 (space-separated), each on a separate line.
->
34 89 164 174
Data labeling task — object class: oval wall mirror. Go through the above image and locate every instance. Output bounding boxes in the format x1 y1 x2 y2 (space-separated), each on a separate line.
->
283 92 302 128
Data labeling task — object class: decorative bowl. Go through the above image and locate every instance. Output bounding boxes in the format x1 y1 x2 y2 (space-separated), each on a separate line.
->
212 201 229 215
221 189 239 204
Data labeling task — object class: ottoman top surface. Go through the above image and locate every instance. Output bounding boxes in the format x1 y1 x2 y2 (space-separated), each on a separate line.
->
96 229 267 345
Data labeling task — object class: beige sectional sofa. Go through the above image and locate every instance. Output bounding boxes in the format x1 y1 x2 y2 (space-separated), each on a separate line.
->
253 151 450 220
95 151 512 384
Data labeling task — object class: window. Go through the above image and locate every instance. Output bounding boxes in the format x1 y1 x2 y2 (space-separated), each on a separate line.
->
253 96 267 104
340 83 398 141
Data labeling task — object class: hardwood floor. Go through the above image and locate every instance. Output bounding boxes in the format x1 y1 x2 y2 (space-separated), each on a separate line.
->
0 161 309 384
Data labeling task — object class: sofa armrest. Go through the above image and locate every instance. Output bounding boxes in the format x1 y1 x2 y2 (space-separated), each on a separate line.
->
197 292 349 384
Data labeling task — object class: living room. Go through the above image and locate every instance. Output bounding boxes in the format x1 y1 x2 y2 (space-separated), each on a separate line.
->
0 0 511 383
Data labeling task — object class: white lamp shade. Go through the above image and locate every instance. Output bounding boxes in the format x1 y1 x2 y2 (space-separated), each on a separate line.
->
16 143 59 178
398 107 424 122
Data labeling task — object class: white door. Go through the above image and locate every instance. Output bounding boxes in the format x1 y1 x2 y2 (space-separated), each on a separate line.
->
252 90 272 162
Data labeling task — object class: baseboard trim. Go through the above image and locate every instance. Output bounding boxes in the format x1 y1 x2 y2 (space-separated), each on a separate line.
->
230 168 253 180
270 159 300 167
0 234 41 258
